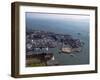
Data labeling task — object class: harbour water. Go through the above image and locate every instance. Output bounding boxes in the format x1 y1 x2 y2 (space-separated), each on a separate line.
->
26 12 90 65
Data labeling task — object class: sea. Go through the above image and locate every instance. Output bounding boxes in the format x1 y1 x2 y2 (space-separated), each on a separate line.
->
26 12 90 65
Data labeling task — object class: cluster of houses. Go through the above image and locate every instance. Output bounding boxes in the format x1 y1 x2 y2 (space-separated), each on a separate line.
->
26 30 82 53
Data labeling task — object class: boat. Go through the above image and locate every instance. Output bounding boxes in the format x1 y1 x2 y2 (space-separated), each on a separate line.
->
51 56 55 60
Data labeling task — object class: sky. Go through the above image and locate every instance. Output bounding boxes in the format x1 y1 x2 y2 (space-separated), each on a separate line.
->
26 12 90 21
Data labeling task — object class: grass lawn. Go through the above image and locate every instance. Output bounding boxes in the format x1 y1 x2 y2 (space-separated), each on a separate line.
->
26 58 46 67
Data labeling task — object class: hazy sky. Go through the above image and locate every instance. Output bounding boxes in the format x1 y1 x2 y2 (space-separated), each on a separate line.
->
26 12 90 21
